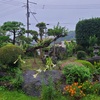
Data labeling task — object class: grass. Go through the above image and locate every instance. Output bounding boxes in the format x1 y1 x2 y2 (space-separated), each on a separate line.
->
21 56 77 71
1 89 100 100
21 57 45 71
0 89 38 100
81 94 100 100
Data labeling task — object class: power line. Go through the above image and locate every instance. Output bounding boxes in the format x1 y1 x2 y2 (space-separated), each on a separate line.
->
29 9 39 23
35 4 100 9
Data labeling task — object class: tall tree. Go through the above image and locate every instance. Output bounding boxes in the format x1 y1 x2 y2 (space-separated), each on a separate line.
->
1 21 25 44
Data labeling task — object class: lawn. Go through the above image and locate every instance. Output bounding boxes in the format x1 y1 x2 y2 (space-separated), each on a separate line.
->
0 89 38 100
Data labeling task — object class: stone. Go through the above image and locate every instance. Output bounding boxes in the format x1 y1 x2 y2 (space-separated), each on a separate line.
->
22 70 64 97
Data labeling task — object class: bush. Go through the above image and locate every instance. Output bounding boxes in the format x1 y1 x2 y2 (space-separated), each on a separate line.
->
41 78 60 100
0 44 24 69
94 62 100 75
62 64 91 84
0 67 23 90
75 45 84 52
82 81 100 95
77 51 87 60
76 60 95 74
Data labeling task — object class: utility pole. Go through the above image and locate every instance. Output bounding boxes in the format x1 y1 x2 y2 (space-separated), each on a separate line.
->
27 0 30 37
26 0 37 37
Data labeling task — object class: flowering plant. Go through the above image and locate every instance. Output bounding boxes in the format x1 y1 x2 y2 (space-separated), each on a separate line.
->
63 82 85 99
82 80 100 95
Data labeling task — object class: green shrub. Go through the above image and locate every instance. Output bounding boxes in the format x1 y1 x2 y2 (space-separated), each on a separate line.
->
0 44 24 69
62 64 91 84
0 67 23 89
40 77 65 100
75 45 84 52
77 51 87 60
41 78 56 100
82 81 100 95
94 62 100 75
64 40 76 57
76 60 95 74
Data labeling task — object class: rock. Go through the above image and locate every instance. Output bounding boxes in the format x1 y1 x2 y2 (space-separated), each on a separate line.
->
93 74 100 82
22 70 64 97
87 56 100 64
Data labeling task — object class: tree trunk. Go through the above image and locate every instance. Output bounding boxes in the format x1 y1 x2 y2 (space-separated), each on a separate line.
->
13 30 16 44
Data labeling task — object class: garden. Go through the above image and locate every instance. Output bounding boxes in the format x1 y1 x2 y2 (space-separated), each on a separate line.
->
0 18 100 100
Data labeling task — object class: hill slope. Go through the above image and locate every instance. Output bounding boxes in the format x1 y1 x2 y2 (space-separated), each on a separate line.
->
55 31 75 43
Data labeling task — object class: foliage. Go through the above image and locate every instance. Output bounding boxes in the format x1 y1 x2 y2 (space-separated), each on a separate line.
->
64 40 76 57
0 90 37 100
34 38 53 47
63 81 100 100
0 67 23 89
77 51 87 60
62 64 91 84
42 46 51 52
48 22 68 36
89 35 97 46
87 35 98 56
26 30 38 42
75 18 100 48
41 77 64 100
0 44 24 69
26 23 68 58
25 46 38 57
0 36 10 47
81 94 100 100
82 81 100 95
63 82 85 99
45 57 56 70
94 62 100 75
76 60 94 74
1 21 25 44
16 35 33 47
41 78 56 100
33 57 56 78
75 45 84 52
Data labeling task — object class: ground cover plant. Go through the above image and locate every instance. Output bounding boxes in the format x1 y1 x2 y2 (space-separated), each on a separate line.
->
0 88 38 100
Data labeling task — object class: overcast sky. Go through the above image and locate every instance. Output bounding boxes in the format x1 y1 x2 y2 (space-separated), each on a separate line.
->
0 0 100 31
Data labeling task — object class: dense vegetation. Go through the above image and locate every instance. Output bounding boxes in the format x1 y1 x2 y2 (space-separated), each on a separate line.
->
0 19 100 100
76 18 100 48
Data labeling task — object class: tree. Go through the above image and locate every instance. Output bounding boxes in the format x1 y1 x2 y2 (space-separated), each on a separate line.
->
36 22 47 58
36 22 46 41
1 21 25 44
75 18 100 48
48 23 68 57
0 26 10 47
26 23 68 56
